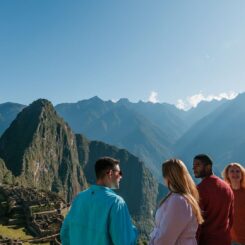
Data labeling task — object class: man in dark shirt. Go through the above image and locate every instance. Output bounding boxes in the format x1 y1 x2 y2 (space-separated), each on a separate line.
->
193 154 234 245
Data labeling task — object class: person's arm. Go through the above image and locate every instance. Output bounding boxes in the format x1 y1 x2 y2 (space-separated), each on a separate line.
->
60 210 71 245
150 194 194 245
109 197 138 245
228 191 234 230
196 184 206 243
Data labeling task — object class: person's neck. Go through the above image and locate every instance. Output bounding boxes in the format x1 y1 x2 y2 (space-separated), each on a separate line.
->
231 181 241 190
96 179 110 188
202 171 213 179
168 184 177 193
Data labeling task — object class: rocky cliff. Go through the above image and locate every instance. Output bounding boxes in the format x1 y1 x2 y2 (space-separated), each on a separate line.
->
0 99 87 201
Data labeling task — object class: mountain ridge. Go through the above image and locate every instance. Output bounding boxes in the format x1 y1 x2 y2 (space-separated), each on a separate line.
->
175 93 245 173
0 99 87 201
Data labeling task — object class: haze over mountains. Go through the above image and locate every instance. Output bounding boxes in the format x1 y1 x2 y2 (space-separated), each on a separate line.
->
175 93 245 173
0 102 25 135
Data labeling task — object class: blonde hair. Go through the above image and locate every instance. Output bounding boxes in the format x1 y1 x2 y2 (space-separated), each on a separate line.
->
162 158 204 224
222 162 245 189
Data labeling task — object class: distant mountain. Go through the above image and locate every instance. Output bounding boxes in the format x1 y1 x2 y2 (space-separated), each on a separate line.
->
184 99 227 127
0 99 87 201
55 97 189 179
55 96 113 133
0 102 25 135
116 98 188 142
175 93 245 174
75 134 159 239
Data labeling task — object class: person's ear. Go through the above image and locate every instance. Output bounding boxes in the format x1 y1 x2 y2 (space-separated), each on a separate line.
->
107 169 113 177
205 165 212 172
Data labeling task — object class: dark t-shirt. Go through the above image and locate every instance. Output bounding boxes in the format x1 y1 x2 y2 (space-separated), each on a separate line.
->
197 175 234 245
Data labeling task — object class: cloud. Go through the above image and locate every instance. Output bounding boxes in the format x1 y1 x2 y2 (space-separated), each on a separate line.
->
176 99 187 110
187 93 206 108
148 91 159 103
176 91 238 110
111 98 118 103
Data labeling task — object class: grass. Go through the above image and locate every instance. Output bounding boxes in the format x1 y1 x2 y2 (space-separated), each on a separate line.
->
0 225 49 245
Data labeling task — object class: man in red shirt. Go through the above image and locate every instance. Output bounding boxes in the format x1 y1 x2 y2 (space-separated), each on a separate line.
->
193 154 234 245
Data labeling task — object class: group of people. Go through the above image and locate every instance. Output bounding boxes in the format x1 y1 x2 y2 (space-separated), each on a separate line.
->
60 155 245 245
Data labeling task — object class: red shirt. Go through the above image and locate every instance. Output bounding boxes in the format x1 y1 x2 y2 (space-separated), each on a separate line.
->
231 188 245 244
197 175 234 245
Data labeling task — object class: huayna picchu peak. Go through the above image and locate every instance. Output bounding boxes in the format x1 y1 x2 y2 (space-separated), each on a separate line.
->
0 99 87 202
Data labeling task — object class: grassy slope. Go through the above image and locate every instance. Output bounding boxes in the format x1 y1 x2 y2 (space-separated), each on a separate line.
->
0 225 49 245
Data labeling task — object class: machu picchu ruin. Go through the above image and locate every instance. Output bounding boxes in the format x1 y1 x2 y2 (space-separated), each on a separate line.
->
0 235 23 245
0 184 68 244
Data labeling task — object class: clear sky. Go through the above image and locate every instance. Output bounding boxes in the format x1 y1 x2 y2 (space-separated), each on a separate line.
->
1 0 245 109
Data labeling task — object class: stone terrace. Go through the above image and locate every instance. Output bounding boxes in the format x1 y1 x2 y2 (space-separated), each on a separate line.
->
0 185 67 244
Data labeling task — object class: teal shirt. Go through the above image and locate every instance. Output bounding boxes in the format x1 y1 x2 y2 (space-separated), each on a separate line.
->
60 185 138 245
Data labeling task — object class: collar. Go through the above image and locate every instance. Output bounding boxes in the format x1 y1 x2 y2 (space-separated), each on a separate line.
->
90 184 114 193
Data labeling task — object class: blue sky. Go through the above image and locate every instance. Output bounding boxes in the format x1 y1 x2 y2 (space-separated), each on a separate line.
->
1 0 245 109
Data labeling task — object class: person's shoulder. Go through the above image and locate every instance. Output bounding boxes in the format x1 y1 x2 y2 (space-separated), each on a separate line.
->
197 178 208 190
72 188 90 201
169 193 188 206
197 178 213 196
211 176 234 195
104 191 128 211
167 193 192 212
106 190 125 204
215 176 232 188
239 187 245 197
66 188 90 210
199 175 225 187
171 192 184 199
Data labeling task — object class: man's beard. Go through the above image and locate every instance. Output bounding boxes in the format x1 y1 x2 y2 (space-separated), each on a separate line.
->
195 169 207 178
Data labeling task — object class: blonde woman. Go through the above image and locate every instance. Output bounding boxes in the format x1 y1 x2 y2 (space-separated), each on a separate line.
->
222 163 245 245
149 158 203 245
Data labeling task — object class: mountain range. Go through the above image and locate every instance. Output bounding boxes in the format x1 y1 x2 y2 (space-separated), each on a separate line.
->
0 99 159 239
0 95 243 178
175 93 245 173
55 97 178 178
55 96 233 177
1 94 245 239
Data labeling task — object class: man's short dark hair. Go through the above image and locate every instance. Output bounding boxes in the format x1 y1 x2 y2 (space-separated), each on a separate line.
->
95 157 120 179
194 154 213 166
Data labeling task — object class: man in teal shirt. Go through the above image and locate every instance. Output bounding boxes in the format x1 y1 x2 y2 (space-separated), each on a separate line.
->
60 156 138 245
